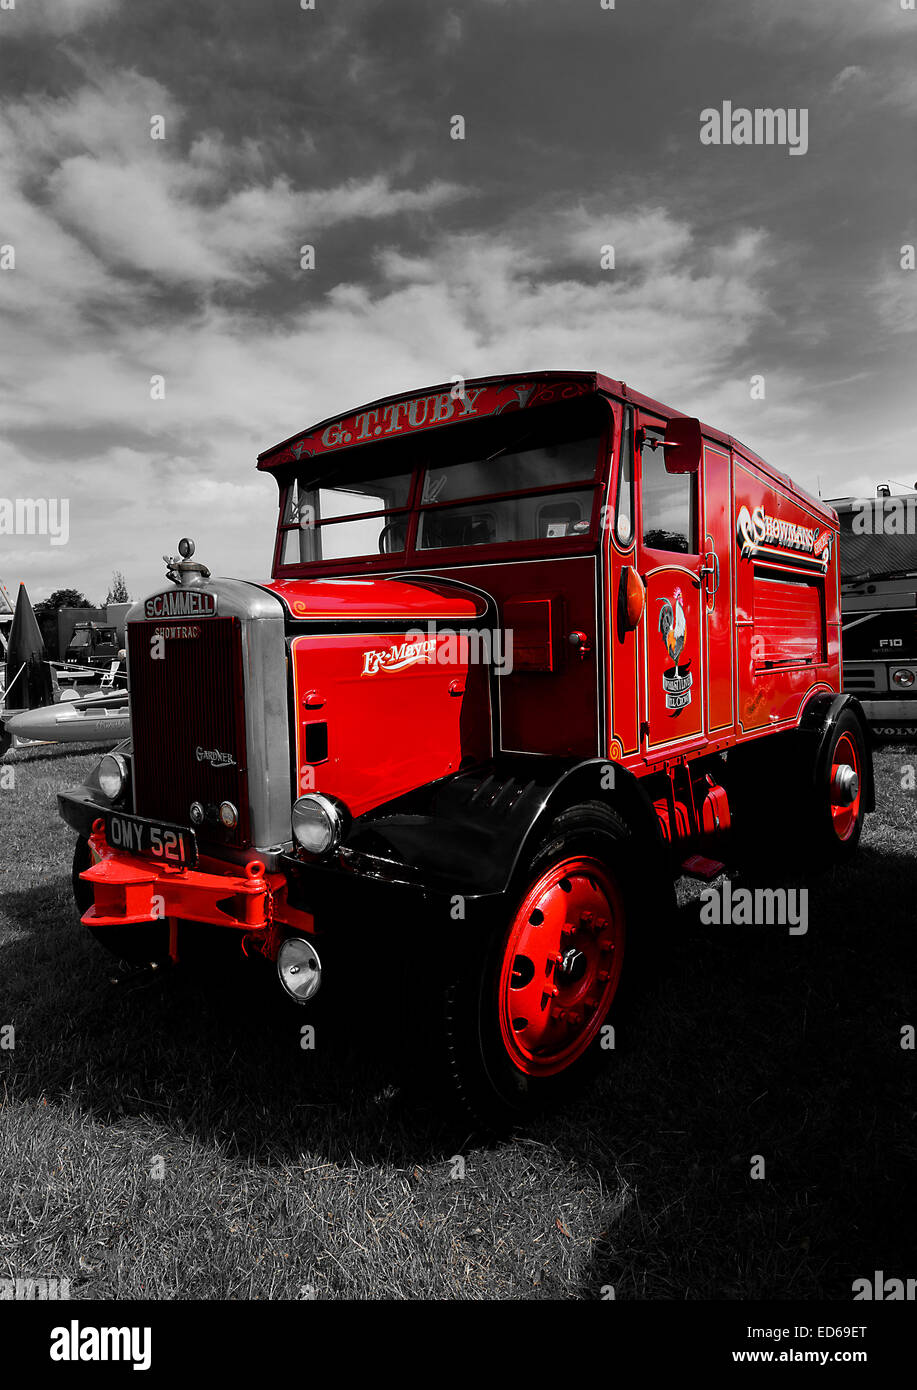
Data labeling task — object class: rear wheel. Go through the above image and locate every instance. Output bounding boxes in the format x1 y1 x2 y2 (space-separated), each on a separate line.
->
807 709 867 865
729 707 868 871
431 803 655 1131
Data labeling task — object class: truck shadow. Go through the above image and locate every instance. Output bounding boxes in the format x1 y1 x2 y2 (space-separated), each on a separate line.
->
557 842 917 1299
0 878 465 1162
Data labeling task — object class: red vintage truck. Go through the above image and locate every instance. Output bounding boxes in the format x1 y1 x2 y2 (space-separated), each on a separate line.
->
59 370 872 1125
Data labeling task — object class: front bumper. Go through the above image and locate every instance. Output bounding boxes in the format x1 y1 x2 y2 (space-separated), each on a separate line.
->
79 821 313 945
57 784 442 930
859 698 917 722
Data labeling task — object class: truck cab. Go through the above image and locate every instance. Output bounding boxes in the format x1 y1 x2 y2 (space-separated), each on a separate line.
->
59 370 873 1127
64 623 122 670
831 490 917 735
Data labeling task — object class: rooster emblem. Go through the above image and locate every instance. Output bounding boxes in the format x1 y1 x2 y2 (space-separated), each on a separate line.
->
658 587 693 712
658 586 687 665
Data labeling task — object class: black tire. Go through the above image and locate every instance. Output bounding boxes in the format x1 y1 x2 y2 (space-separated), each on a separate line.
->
800 708 868 868
71 836 95 915
424 802 668 1132
71 836 168 965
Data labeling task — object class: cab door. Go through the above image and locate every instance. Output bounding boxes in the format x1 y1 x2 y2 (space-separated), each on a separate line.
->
635 412 706 751
700 441 735 736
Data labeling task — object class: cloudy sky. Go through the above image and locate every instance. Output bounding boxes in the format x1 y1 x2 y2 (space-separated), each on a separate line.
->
1 0 914 604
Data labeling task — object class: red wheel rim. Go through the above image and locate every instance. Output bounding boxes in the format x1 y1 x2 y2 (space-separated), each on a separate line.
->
829 731 861 841
498 856 625 1078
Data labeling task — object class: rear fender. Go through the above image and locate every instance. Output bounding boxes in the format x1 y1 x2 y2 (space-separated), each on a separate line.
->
798 692 875 812
727 692 875 818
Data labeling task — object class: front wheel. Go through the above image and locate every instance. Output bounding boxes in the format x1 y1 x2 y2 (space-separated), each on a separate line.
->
493 855 624 1081
433 804 648 1131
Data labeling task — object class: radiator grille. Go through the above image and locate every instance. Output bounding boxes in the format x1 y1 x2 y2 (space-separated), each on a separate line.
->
843 665 880 692
127 617 250 847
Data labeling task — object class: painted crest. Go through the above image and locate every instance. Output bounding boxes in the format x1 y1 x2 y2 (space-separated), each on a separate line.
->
658 587 693 712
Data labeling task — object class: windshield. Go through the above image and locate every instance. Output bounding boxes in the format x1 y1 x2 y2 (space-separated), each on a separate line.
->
277 398 607 567
836 500 917 580
69 630 90 648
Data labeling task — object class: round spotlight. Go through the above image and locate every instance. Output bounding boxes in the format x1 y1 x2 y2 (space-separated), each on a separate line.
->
98 752 128 802
219 801 239 829
189 801 205 826
292 794 346 856
892 668 915 688
277 936 322 1003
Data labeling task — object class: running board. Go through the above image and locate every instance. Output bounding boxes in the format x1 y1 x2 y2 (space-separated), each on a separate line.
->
681 854 726 881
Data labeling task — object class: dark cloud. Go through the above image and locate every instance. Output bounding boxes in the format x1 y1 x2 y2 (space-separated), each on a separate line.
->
0 0 913 600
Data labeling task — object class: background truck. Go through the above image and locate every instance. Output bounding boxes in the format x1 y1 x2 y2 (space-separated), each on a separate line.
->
64 622 121 670
831 488 917 736
59 370 873 1127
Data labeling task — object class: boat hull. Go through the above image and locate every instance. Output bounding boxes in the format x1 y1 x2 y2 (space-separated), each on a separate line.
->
3 694 130 745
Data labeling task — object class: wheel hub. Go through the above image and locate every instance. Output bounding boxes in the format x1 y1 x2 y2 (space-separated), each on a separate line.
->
558 946 588 981
831 764 859 806
498 856 625 1078
829 732 862 841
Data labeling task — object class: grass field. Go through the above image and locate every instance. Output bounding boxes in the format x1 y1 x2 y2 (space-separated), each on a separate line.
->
1 740 915 1300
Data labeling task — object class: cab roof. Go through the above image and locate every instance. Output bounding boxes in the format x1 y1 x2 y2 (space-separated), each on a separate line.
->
257 369 832 522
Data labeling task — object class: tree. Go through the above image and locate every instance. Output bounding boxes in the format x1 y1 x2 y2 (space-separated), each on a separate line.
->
34 589 94 614
105 571 130 605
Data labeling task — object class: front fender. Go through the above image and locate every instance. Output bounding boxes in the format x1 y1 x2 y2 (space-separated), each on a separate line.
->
57 738 133 837
340 755 665 901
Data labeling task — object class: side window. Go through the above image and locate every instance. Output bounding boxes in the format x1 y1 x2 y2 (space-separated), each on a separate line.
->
640 429 697 554
614 408 634 548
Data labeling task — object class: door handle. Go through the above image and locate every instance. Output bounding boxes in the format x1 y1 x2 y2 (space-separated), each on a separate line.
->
567 631 593 661
700 548 720 601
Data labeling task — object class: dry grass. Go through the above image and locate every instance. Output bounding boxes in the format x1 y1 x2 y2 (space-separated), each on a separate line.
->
1 739 915 1300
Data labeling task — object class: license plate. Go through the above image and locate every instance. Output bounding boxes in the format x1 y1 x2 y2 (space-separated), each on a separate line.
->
105 811 198 868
